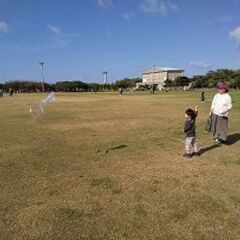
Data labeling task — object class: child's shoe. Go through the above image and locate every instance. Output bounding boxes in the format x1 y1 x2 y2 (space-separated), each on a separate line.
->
192 152 201 157
183 153 192 158
214 138 221 145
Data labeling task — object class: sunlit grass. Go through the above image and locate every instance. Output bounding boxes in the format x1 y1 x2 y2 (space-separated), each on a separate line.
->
0 90 239 239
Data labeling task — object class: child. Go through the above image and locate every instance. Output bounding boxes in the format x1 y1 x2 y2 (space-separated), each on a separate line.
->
183 105 200 158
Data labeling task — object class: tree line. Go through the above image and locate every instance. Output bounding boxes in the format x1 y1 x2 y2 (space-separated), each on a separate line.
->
0 69 240 93
165 69 240 89
0 78 142 93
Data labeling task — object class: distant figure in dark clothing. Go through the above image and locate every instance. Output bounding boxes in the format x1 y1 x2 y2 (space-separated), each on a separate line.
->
183 105 199 158
201 90 205 103
119 87 123 95
0 89 3 98
9 88 14 96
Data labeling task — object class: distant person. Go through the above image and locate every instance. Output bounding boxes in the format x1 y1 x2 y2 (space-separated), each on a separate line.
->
209 82 232 145
183 105 200 158
9 88 14 96
0 89 3 98
119 87 123 95
201 89 205 103
152 85 155 94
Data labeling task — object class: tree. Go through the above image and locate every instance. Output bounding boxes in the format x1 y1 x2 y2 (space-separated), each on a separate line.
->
88 83 102 92
55 81 89 92
114 78 141 89
206 69 235 87
4 81 43 92
173 76 190 87
163 79 173 88
229 73 240 89
192 75 208 88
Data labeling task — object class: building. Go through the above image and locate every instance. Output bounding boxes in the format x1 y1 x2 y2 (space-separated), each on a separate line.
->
136 67 184 90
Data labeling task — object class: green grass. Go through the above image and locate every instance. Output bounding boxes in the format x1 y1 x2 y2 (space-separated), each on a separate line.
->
0 90 240 239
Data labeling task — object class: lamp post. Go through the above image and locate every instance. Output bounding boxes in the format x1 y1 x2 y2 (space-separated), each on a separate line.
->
152 65 155 94
39 62 45 92
103 69 108 84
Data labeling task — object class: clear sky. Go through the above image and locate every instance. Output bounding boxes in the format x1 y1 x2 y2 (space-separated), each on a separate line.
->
0 0 240 83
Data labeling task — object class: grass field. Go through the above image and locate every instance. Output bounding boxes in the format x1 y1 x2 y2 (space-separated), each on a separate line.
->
0 90 240 240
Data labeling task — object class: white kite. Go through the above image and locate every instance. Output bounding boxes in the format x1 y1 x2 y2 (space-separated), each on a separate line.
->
29 92 56 118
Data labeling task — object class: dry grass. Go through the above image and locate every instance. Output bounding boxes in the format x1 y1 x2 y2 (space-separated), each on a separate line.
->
0 91 240 239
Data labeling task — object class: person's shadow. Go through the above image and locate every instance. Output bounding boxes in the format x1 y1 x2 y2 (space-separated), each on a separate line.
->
225 133 240 145
199 133 240 155
199 144 221 155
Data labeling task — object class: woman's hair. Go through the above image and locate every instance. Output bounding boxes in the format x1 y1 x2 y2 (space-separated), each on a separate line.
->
185 108 196 120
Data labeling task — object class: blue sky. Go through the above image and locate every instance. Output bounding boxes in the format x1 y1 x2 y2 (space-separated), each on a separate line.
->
0 0 240 83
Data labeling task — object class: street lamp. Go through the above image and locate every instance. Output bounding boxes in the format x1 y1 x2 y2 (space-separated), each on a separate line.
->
152 64 155 94
39 62 45 92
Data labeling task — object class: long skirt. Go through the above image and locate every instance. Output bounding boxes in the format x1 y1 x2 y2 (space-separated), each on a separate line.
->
210 113 228 141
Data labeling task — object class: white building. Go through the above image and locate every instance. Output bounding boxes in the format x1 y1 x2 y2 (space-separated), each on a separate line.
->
136 67 184 90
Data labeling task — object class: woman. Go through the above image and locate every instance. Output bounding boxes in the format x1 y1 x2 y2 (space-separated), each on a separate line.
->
209 82 232 144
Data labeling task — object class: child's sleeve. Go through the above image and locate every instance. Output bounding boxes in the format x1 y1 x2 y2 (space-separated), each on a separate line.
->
194 110 198 118
184 121 191 133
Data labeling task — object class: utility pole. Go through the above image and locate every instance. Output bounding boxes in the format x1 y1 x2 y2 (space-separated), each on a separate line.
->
39 62 45 92
103 69 108 84
152 65 155 94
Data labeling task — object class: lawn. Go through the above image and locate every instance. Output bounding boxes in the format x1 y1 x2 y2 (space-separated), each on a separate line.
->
0 90 240 240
